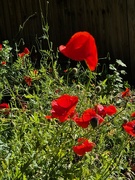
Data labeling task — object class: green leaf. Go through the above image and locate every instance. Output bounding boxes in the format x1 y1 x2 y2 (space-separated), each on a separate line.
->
120 70 127 75
109 64 116 71
24 94 35 99
23 174 27 180
116 59 127 67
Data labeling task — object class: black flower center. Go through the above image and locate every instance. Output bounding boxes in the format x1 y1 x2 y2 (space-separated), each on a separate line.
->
90 117 98 128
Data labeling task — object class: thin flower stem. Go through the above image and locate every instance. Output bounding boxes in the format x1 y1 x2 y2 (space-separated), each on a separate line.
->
39 0 51 50
3 76 17 107
86 70 92 90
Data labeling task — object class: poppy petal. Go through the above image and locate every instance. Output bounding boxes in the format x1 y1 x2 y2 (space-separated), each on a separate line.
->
59 45 66 53
51 94 78 122
123 120 135 136
59 31 98 71
73 138 95 156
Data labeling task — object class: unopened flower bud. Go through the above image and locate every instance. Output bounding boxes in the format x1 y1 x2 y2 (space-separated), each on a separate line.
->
72 68 78 74
76 85 81 90
95 86 101 93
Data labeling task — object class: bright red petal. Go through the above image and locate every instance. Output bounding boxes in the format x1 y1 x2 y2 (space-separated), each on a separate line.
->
73 138 95 156
74 117 90 128
131 112 135 117
83 140 96 152
0 103 9 109
123 120 135 136
77 138 87 143
0 44 2 50
73 145 86 156
85 36 98 71
95 104 106 117
121 88 130 98
24 47 30 54
82 108 96 121
74 109 96 128
59 31 98 71
63 32 91 60
59 45 66 53
51 94 78 122
57 94 78 108
18 52 25 58
104 105 117 116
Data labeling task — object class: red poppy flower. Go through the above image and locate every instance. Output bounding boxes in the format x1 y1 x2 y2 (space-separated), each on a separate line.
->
95 104 117 117
18 52 25 58
45 115 52 120
50 94 78 122
1 61 6 65
95 104 106 117
122 120 135 136
63 69 68 73
24 76 32 86
73 138 95 156
23 47 30 54
0 44 2 50
18 47 30 58
104 105 117 116
73 108 104 128
0 103 10 114
0 103 9 109
121 88 130 98
131 112 135 118
59 31 98 71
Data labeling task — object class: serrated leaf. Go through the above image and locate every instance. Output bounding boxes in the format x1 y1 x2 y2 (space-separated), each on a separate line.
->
120 70 127 75
116 78 122 82
116 59 127 67
109 64 116 71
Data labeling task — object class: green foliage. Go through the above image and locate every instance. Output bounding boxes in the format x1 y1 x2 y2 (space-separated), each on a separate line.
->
97 55 128 98
0 11 135 180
